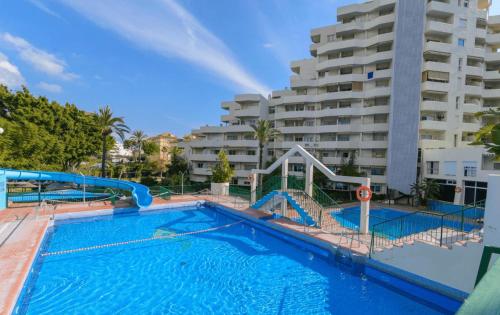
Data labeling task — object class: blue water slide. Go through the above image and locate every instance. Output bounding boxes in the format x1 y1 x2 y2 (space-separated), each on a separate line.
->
1 169 153 208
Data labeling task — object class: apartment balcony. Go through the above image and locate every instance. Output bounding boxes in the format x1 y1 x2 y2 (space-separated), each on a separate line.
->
357 157 387 166
420 120 448 131
278 126 318 134
419 139 448 149
425 21 453 35
468 47 485 59
316 91 365 102
337 0 396 16
485 52 500 63
424 41 452 55
359 140 388 149
421 81 450 93
233 107 260 118
192 125 254 133
421 100 448 111
191 154 258 163
321 157 343 165
220 114 233 122
476 28 487 39
486 33 500 45
483 88 500 99
363 87 391 98
221 101 237 110
465 66 484 77
317 141 362 149
282 94 316 104
274 110 317 120
317 32 394 55
361 123 389 133
234 170 252 178
484 71 500 81
192 167 212 176
235 94 262 102
334 13 395 34
318 69 392 87
369 175 387 183
316 51 393 71
188 139 258 148
290 75 317 88
463 103 481 113
426 1 453 16
462 122 482 132
423 61 450 73
464 85 483 96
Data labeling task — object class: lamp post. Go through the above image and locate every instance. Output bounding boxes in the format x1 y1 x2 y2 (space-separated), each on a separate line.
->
80 172 86 203
180 170 188 195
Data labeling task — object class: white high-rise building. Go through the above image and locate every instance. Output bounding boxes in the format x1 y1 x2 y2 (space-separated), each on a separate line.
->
184 94 268 185
185 0 500 203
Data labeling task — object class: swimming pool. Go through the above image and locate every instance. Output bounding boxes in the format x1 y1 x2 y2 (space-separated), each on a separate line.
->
16 204 460 314
332 206 481 238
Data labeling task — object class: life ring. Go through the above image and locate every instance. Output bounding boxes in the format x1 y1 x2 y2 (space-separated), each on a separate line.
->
455 186 462 193
356 186 372 202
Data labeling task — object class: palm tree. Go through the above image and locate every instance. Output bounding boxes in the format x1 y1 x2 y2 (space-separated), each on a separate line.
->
471 107 500 160
129 130 147 162
95 105 129 178
251 120 280 186
423 179 440 204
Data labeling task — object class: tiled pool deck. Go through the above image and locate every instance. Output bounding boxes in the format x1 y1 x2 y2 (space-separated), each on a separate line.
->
0 196 444 314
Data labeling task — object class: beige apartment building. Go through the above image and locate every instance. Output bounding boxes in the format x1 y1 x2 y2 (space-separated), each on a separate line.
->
184 0 500 200
148 132 178 165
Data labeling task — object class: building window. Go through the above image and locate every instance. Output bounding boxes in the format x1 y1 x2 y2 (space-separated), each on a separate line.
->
327 34 336 42
337 134 350 141
426 161 439 175
197 163 204 168
456 96 460 109
458 38 465 47
371 184 382 193
463 161 477 177
443 161 457 176
459 18 467 28
371 168 385 176
458 58 463 71
464 0 469 7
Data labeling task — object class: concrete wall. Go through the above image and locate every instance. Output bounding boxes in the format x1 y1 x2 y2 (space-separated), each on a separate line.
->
386 0 425 194
484 174 500 247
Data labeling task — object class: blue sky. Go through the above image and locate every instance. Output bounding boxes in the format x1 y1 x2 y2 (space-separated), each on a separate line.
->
0 0 498 137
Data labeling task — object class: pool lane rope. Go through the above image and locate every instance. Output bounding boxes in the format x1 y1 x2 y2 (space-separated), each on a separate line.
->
41 220 244 257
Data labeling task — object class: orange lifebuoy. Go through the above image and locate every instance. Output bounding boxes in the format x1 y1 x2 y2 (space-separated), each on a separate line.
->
455 186 462 193
356 186 372 202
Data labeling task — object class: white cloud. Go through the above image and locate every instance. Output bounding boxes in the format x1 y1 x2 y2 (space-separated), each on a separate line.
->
262 42 274 48
0 52 25 88
1 32 78 80
28 0 63 19
58 0 270 95
37 81 62 93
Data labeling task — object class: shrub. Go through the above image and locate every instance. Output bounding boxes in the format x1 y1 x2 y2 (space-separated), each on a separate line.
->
211 150 234 183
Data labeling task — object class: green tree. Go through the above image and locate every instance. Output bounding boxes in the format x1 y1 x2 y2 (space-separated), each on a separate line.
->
142 141 159 159
251 120 280 185
0 85 101 170
129 130 147 162
211 150 234 183
338 152 363 200
471 107 500 160
411 179 440 207
95 105 129 177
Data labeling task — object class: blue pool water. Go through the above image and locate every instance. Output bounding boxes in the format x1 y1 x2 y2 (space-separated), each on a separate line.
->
17 205 459 314
9 189 109 202
333 206 481 238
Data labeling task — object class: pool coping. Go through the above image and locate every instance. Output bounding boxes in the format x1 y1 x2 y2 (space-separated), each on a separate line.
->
8 200 466 314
